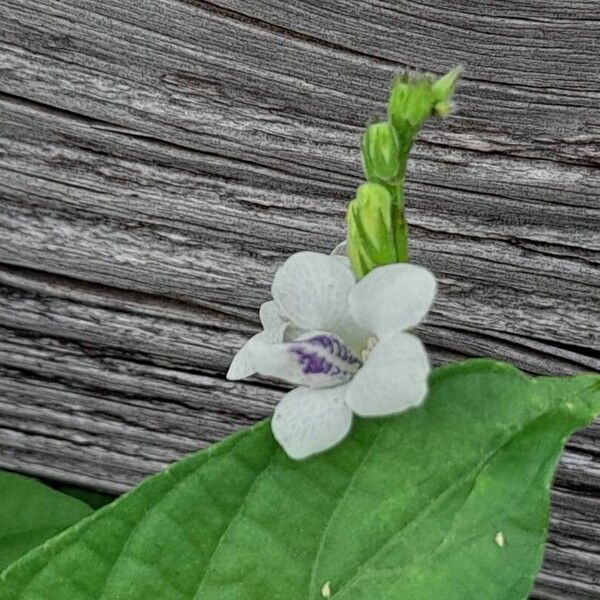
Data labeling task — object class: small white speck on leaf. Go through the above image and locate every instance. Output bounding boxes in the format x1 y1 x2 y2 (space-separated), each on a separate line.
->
321 581 332 598
495 531 506 547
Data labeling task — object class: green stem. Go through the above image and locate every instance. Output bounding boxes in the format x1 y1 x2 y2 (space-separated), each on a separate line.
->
388 129 417 262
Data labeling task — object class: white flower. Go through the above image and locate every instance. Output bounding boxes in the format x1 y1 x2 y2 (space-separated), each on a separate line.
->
227 250 436 460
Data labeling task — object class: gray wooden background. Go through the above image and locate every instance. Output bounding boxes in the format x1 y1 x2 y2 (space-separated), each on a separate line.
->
1 0 599 597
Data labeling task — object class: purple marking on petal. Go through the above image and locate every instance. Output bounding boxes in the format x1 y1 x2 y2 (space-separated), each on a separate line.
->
288 333 362 382
306 334 362 366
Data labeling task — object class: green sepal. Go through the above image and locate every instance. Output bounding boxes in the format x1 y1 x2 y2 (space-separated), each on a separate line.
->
347 182 409 279
389 66 462 132
361 122 402 182
432 66 463 103
391 76 435 129
432 66 462 117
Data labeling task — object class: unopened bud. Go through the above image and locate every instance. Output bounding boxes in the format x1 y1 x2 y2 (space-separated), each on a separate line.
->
432 66 463 103
362 122 402 182
347 183 409 279
389 76 434 130
389 67 461 131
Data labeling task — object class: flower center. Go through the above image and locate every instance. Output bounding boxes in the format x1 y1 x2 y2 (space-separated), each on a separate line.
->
360 336 378 362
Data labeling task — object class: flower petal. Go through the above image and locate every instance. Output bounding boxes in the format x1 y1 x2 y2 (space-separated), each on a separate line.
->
251 331 361 388
330 240 348 257
271 252 355 332
349 263 436 337
259 301 283 330
226 325 287 380
272 385 353 460
346 332 430 417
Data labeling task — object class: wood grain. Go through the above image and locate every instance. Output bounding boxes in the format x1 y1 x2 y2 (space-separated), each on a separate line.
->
0 0 598 597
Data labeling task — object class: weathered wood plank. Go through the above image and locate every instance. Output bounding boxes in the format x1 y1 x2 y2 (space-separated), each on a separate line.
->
0 0 599 596
206 1 600 90
1 0 599 170
0 264 596 385
0 96 598 366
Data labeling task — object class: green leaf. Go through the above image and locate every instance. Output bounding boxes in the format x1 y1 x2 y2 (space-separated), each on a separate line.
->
0 471 92 572
1 360 599 599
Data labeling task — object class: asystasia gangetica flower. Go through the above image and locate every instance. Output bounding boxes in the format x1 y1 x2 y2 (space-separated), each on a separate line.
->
227 250 436 460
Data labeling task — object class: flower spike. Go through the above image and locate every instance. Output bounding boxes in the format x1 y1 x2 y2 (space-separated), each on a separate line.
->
347 66 462 280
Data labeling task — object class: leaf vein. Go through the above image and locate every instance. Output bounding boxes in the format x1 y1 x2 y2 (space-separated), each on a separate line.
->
331 410 562 598
307 425 386 598
191 451 279 598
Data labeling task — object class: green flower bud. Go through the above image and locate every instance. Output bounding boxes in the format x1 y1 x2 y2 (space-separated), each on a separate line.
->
347 183 409 279
432 66 463 103
362 122 402 182
404 79 436 128
389 75 432 130
389 67 462 131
